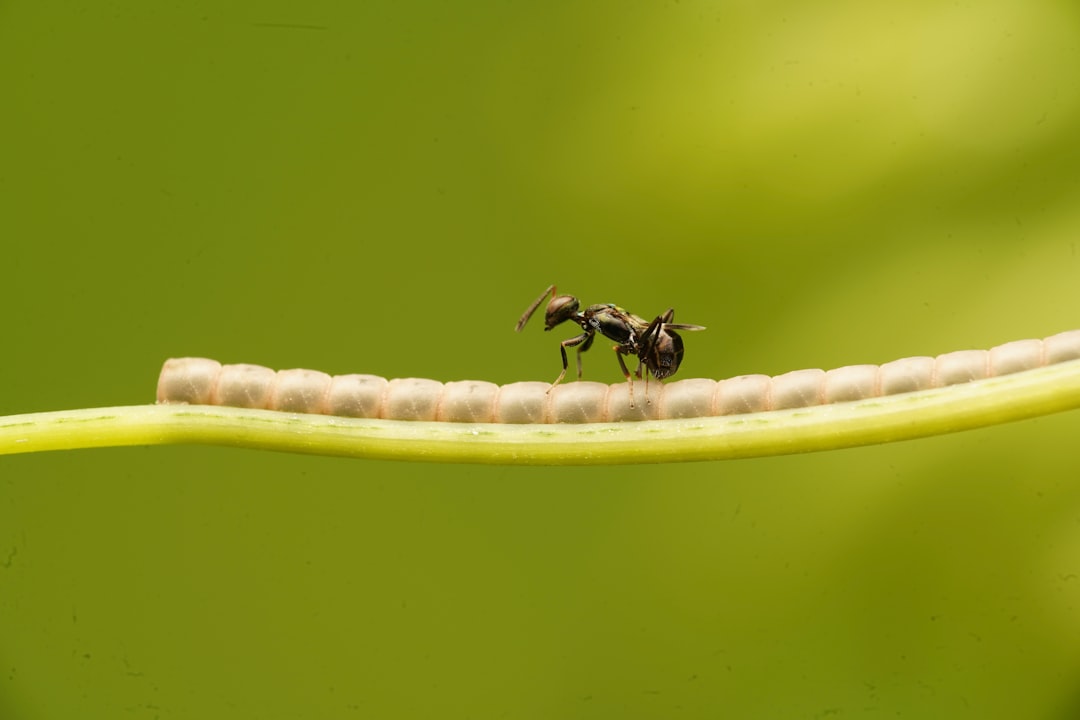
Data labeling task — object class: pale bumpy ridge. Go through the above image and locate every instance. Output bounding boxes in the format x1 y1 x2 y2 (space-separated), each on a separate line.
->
156 330 1080 423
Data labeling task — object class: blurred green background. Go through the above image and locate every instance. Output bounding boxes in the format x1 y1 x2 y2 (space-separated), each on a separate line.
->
4 0 1080 717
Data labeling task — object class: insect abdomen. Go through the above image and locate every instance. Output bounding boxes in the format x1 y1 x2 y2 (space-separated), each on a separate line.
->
157 330 1080 423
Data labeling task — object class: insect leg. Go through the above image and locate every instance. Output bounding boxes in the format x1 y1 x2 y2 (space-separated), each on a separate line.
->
614 345 638 407
637 314 664 360
550 331 591 391
634 315 671 403
659 307 707 332
577 332 596 378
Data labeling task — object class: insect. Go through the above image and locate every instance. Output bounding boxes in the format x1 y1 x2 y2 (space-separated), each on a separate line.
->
513 284 706 401
155 328 1080 423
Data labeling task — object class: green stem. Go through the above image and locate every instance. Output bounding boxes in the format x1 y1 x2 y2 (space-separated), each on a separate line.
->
3 359 1080 464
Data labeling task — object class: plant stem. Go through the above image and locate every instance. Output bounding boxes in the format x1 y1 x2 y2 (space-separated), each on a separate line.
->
3 359 1080 465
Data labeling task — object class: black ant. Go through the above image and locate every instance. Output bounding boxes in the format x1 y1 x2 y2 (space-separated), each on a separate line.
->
514 284 705 404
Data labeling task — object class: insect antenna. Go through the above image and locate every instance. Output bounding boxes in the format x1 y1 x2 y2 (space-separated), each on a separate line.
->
515 284 556 332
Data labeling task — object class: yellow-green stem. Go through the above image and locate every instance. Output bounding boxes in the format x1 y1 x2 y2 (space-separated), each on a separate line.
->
3 358 1080 465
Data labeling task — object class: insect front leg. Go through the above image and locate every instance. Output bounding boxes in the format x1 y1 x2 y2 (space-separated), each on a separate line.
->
550 331 592 392
614 344 638 407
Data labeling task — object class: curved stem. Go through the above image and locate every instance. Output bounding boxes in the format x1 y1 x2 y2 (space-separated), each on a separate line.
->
4 359 1080 465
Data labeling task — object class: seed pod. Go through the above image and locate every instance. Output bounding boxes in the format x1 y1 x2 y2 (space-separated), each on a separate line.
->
156 329 1080 423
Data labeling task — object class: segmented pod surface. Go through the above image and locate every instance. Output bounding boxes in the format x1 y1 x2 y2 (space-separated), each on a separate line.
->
156 330 1080 423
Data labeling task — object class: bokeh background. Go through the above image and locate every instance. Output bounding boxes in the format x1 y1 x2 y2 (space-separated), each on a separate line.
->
4 1 1080 717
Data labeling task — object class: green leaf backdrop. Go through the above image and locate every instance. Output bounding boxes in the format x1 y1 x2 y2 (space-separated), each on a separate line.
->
3 1 1080 717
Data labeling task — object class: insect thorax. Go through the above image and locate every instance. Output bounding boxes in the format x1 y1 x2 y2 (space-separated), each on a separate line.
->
584 305 639 345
